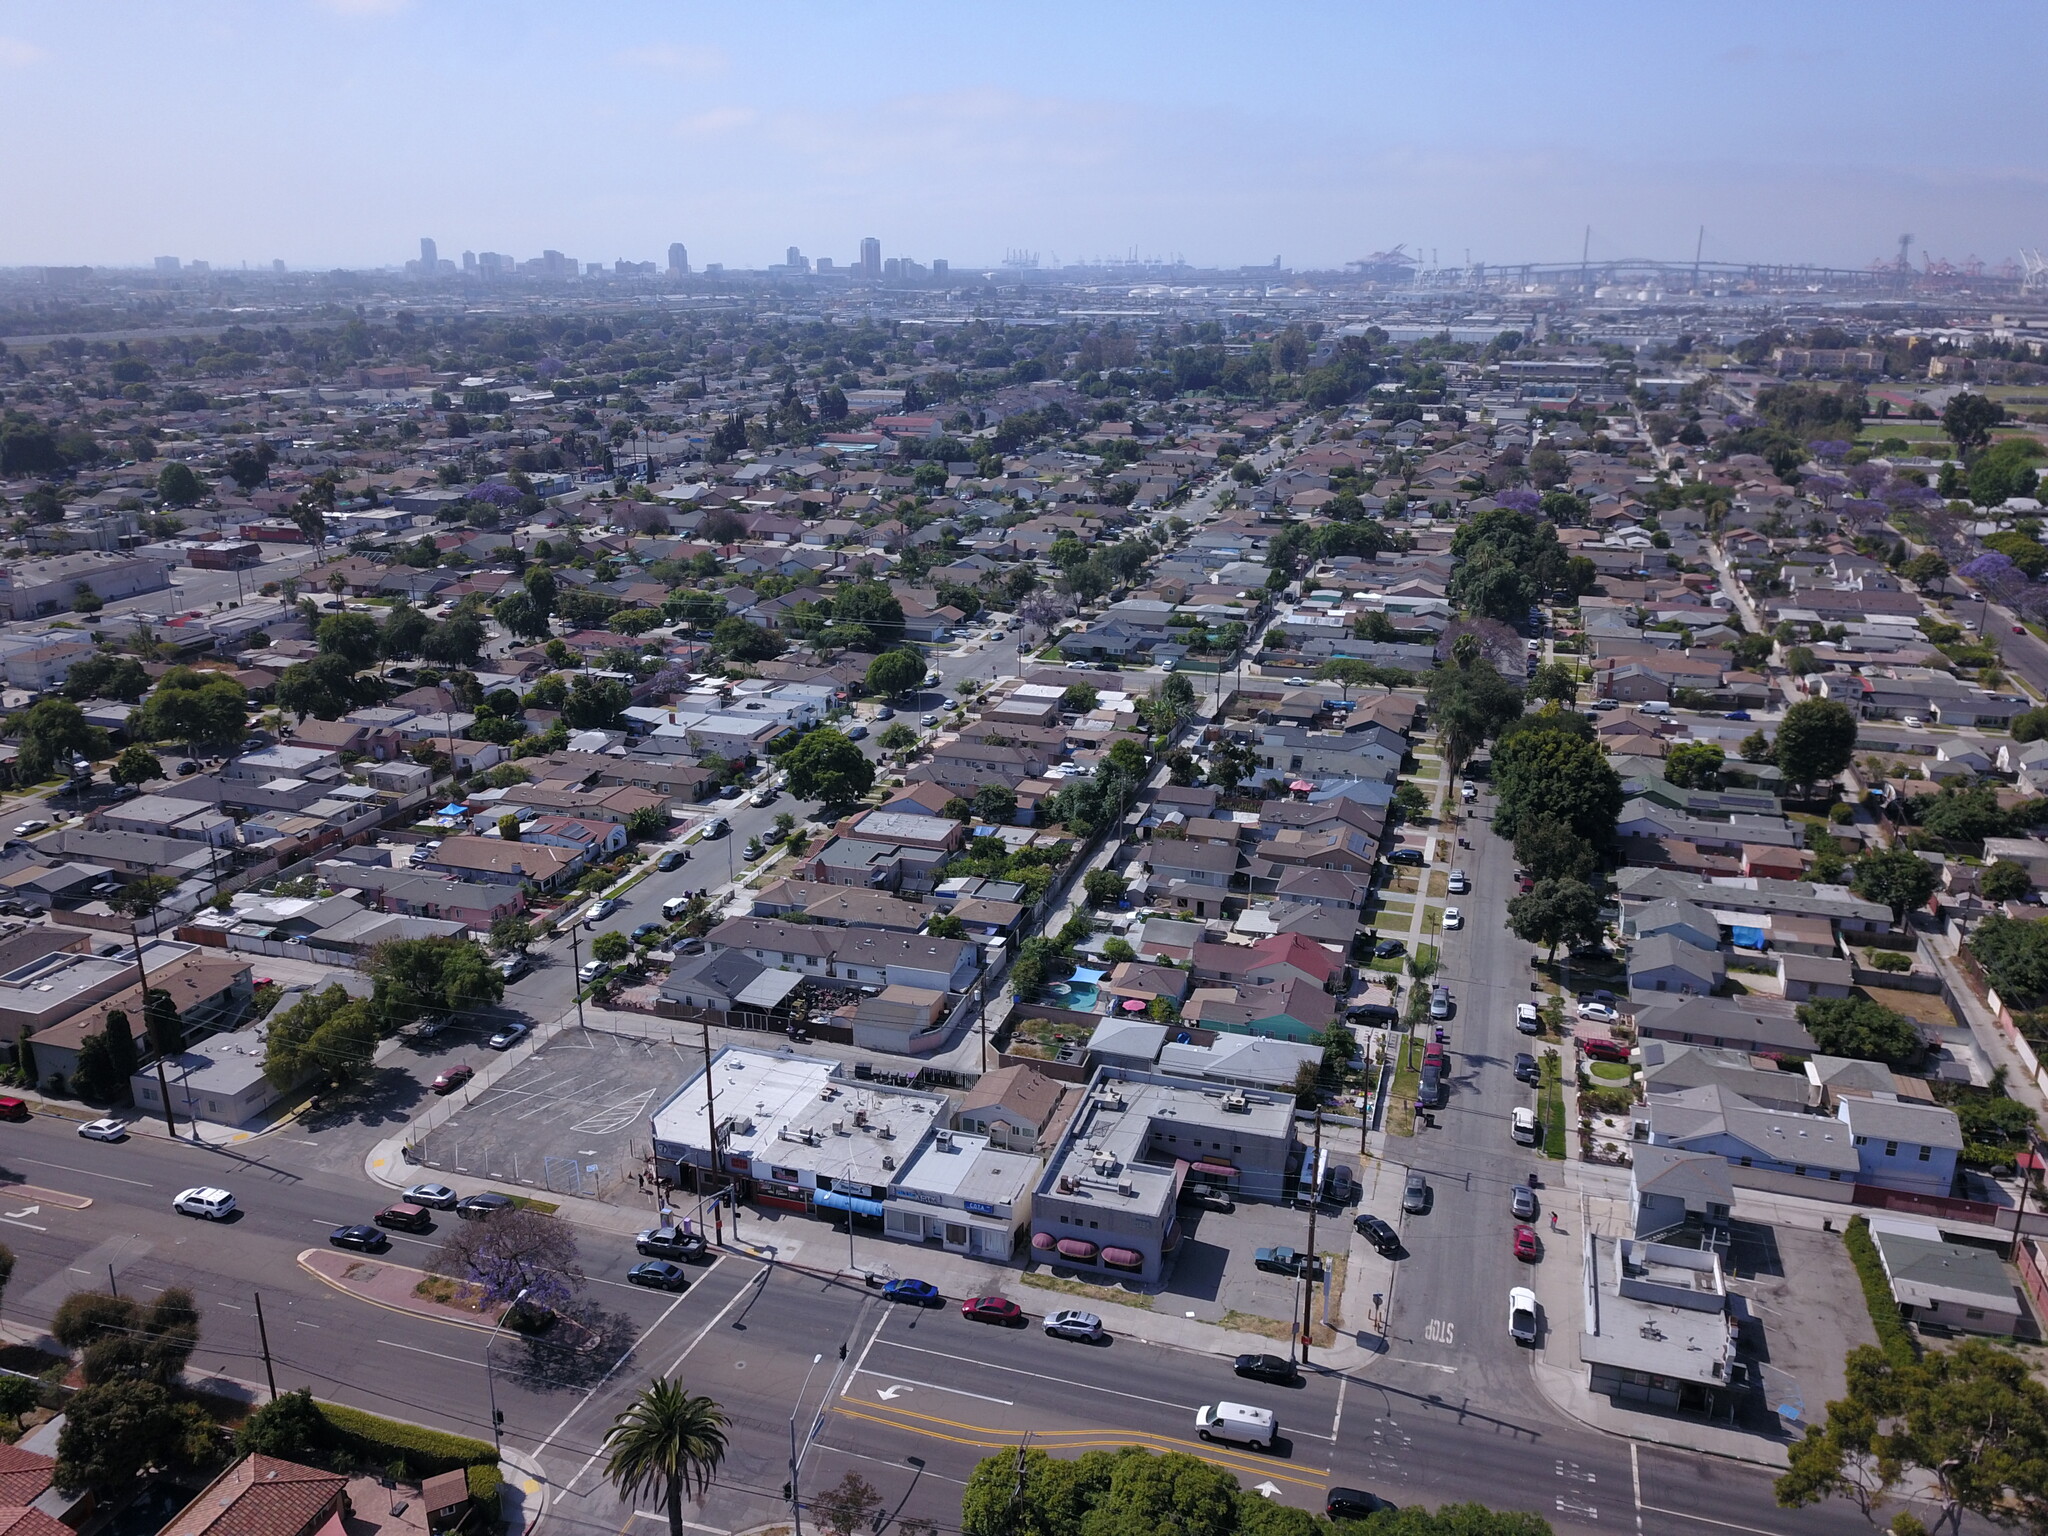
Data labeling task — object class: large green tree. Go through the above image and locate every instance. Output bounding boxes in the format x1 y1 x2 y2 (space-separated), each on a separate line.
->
316 612 382 670
1969 914 2048 1002
1772 698 1858 797
1778 1339 2048 1532
9 698 108 782
1506 877 1605 962
1492 712 1623 855
863 648 924 700
366 936 504 1029
1851 847 1940 926
711 618 784 662
781 728 875 807
63 652 151 703
1795 997 1923 1068
601 1380 731 1536
1426 658 1525 777
55 1379 215 1498
134 668 247 750
561 674 631 730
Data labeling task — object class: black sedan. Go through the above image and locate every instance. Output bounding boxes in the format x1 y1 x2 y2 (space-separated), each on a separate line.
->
456 1192 514 1220
1233 1353 1300 1385
1372 939 1406 959
631 922 664 942
1353 1213 1401 1256
1326 1487 1397 1520
627 1261 690 1292
329 1224 389 1253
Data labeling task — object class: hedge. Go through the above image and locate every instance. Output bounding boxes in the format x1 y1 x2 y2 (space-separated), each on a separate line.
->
318 1400 498 1476
1843 1216 1921 1366
466 1463 502 1520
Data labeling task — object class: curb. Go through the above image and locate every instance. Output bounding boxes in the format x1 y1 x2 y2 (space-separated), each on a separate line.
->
496 1445 549 1536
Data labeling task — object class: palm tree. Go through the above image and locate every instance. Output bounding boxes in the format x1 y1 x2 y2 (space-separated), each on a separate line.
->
602 1380 730 1536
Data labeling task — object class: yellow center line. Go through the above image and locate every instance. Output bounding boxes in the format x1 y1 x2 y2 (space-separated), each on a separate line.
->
827 1404 1332 1489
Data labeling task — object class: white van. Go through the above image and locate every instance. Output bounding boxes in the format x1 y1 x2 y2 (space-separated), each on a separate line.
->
1638 700 1672 715
1195 1402 1277 1450
662 896 690 922
1511 1107 1539 1145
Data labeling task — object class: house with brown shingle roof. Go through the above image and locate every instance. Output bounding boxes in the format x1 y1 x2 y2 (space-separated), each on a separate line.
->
953 1062 1070 1153
158 1456 348 1536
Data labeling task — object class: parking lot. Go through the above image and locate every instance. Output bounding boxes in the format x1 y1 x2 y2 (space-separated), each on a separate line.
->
413 1027 698 1200
1152 1184 1353 1334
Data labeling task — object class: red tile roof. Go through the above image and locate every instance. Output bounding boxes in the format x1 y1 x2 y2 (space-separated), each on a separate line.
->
158 1455 348 1536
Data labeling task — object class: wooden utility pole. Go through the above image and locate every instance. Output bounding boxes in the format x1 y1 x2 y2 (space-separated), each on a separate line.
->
130 925 178 1138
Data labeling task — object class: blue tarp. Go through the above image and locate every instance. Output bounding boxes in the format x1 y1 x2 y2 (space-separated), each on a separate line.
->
438 804 468 817
813 1190 885 1219
1071 967 1108 984
1731 925 1767 951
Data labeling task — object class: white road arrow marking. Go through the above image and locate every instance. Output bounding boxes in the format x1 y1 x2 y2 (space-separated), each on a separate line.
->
1253 1482 1282 1500
875 1384 911 1401
5 1205 38 1220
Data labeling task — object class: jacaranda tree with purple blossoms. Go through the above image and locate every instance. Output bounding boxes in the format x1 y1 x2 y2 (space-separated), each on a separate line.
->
1962 551 2025 604
433 1208 583 1318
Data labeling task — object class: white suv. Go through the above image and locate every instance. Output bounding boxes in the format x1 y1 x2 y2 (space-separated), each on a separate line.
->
1515 1002 1541 1034
1044 1309 1105 1341
173 1187 236 1220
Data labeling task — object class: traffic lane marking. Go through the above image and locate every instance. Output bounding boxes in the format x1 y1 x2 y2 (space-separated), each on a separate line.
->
828 1406 1333 1490
835 1400 1332 1482
300 1215 695 1296
867 1336 1201 1412
8 1154 146 1191
847 1368 1012 1406
1636 1506 1784 1535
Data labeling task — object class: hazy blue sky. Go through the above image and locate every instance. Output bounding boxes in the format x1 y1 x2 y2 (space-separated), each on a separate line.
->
4 0 2045 273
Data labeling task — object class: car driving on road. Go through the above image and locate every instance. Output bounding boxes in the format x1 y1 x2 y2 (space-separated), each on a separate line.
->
173 1187 236 1220
405 1183 458 1209
78 1118 127 1142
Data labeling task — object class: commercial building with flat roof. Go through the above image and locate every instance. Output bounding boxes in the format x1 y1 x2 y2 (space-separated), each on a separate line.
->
1029 1067 1297 1284
647 1045 1028 1259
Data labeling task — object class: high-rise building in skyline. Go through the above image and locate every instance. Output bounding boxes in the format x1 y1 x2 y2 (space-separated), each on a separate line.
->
932 258 949 279
668 242 689 274
785 245 809 272
419 236 437 269
859 237 881 278
154 256 179 273
462 250 477 273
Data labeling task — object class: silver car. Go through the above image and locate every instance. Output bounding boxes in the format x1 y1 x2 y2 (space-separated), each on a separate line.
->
1511 1185 1538 1221
1402 1171 1428 1213
1043 1308 1105 1341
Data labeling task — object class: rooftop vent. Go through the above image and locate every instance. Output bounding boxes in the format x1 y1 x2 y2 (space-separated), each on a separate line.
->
882 1154 896 1170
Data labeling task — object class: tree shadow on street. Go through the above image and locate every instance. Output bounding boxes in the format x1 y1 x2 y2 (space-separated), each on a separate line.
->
504 1300 639 1393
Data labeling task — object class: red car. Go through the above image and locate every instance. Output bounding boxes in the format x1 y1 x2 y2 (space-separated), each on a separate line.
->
1582 1038 1630 1064
961 1295 1024 1325
1513 1225 1540 1262
431 1065 474 1095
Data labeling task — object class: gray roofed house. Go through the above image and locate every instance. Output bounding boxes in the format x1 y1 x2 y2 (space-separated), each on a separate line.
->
1272 866 1371 911
1647 1081 1860 1196
1629 932 1725 996
1869 1222 2033 1337
1614 867 1889 931
660 948 804 1025
1837 1095 1962 1195
1637 1039 1813 1112
1629 1145 1736 1238
1632 993 1818 1055
1625 898 1723 951
1154 1031 1324 1091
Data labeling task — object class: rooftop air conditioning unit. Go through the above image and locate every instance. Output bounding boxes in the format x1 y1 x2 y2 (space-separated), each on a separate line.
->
833 1119 845 1134
882 1154 895 1170
1222 1091 1249 1112
935 1130 952 1147
878 1124 894 1139
1119 1181 1134 1197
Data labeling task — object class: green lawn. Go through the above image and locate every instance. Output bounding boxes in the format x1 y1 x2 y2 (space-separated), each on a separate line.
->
1538 1051 1567 1159
1589 1060 1633 1082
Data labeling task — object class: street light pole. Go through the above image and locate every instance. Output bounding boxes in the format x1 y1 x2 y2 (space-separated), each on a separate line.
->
484 1285 530 1454
788 1350 825 1536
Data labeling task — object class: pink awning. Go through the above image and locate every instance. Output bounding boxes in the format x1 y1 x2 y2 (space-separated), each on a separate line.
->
1031 1231 1057 1251
1100 1247 1143 1269
1056 1238 1098 1260
1288 780 1314 793
1191 1160 1237 1177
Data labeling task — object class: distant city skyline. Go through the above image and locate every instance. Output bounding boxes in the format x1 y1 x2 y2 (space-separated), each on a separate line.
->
2 0 2045 271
